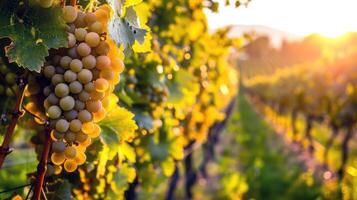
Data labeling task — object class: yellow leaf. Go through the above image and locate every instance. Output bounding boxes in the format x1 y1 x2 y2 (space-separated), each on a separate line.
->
161 157 175 177
119 142 136 163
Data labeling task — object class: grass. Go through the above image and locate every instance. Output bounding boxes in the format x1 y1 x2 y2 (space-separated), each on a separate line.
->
228 93 323 200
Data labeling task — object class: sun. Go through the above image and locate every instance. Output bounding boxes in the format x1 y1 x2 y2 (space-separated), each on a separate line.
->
317 28 347 38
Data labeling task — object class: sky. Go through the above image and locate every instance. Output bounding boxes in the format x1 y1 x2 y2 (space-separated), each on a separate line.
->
205 0 357 37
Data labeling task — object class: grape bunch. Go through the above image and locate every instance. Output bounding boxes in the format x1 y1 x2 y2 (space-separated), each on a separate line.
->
0 59 19 97
28 5 124 174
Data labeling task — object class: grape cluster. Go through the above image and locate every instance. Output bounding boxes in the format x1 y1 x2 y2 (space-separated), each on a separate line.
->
0 60 18 97
28 5 124 174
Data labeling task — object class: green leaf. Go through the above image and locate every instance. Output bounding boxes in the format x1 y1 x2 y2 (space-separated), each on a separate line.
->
0 2 67 72
133 110 154 131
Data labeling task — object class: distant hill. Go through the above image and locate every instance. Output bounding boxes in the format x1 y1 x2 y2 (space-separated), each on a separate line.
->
227 25 302 47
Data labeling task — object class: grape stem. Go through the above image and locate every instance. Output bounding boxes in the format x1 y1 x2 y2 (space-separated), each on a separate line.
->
0 73 28 168
32 126 52 200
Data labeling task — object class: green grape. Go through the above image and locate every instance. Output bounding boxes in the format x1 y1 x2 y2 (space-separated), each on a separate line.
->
86 100 102 113
69 119 82 132
62 6 78 23
90 90 105 101
64 70 77 83
84 82 94 92
82 55 96 69
76 132 88 143
56 66 66 74
78 91 90 101
100 69 115 81
96 55 111 70
78 110 92 122
70 59 83 72
43 65 56 79
64 146 76 159
74 28 87 42
75 100 86 111
38 0 53 8
51 74 64 85
85 32 100 47
64 131 76 143
51 152 66 165
94 78 109 92
88 22 103 34
5 73 16 85
63 110 78 121
51 130 64 141
47 93 59 105
64 159 78 172
77 43 91 57
74 11 86 28
78 69 93 84
69 81 83 94
60 56 72 69
43 86 52 96
47 105 62 119
55 83 69 97
59 96 75 111
68 33 76 48
95 41 110 55
56 119 70 133
0 85 5 95
84 13 97 25
52 141 66 153
68 47 79 59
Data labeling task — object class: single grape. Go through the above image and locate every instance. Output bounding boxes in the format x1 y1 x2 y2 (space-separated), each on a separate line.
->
68 33 76 48
43 65 56 79
96 55 111 70
62 6 78 23
95 41 110 55
56 66 66 74
76 132 88 143
100 69 115 81
43 86 52 96
64 146 76 159
47 105 62 119
55 83 69 97
68 47 79 59
60 56 72 69
5 73 16 85
90 90 105 101
74 28 87 42
59 96 75 111
84 12 97 25
78 91 90 101
82 55 96 69
88 123 101 138
64 70 77 83
64 159 78 172
53 165 62 175
74 100 86 111
64 131 76 143
47 93 59 105
51 130 64 141
85 32 100 47
89 21 103 34
69 81 83 94
74 11 86 28
69 119 82 132
51 152 66 165
70 59 83 72
86 100 102 113
56 119 70 133
78 110 92 122
81 122 94 134
84 82 94 92
77 43 91 57
52 55 61 65
63 110 78 121
38 0 53 8
52 141 66 153
74 151 86 165
51 74 64 85
94 78 109 92
78 69 93 84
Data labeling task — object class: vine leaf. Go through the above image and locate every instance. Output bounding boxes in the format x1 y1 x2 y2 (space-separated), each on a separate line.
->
0 2 67 72
108 0 150 55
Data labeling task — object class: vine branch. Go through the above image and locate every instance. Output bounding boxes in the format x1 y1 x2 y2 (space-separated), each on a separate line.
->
32 126 52 200
0 74 27 168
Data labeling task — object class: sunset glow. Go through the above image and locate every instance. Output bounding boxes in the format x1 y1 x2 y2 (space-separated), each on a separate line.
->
206 0 357 37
